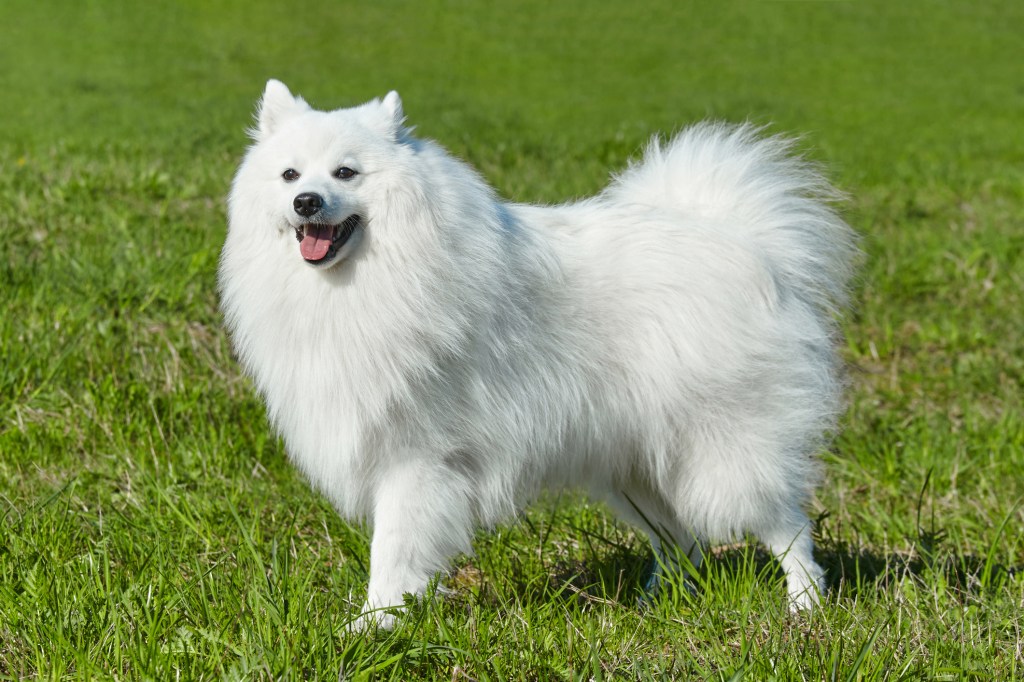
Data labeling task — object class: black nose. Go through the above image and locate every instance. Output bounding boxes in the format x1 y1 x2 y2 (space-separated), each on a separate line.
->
293 192 324 218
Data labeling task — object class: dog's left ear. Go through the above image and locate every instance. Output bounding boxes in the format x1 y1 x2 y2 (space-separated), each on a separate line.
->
379 91 405 139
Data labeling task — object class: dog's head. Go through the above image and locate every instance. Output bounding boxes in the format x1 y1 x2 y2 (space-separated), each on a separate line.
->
233 80 407 270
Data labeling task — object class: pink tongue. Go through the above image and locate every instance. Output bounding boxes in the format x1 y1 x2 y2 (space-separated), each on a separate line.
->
299 225 334 261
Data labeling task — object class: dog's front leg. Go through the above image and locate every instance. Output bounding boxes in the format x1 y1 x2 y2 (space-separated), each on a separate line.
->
353 458 475 630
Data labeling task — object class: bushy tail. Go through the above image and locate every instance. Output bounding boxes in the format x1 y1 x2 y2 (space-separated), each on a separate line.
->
606 123 858 314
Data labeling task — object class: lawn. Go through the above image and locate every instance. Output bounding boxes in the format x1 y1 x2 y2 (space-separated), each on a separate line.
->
1 0 1023 679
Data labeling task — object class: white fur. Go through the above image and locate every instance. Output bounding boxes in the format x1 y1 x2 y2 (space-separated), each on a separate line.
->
220 80 858 626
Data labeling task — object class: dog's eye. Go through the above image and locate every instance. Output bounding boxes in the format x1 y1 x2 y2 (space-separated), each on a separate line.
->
282 168 300 182
334 167 358 180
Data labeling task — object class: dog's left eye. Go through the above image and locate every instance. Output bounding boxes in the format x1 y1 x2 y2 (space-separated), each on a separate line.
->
334 167 358 180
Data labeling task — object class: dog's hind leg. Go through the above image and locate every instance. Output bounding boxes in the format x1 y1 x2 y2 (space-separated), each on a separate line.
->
605 485 701 601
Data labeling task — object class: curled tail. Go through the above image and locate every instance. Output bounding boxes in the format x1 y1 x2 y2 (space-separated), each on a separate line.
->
607 123 858 314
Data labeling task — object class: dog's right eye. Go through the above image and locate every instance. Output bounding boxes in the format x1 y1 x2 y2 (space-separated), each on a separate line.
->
282 169 300 182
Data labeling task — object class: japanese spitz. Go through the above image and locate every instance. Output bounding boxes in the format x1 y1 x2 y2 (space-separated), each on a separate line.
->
220 80 857 628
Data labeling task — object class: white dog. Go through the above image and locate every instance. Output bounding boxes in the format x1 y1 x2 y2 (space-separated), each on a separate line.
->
220 80 857 628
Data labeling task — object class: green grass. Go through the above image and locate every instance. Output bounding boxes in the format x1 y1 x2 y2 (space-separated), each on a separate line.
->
2 0 1023 679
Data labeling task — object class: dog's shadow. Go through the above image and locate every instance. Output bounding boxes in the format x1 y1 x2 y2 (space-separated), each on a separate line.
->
816 542 1019 599
454 531 1020 612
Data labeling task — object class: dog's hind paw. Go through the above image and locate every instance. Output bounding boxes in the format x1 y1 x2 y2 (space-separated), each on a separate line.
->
638 554 698 606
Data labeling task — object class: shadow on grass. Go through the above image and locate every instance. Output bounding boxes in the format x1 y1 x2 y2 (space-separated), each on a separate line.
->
452 534 1021 613
817 542 1021 599
677 537 1021 605
344 534 1021 679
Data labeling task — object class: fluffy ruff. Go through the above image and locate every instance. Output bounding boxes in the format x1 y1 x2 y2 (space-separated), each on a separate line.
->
220 80 858 628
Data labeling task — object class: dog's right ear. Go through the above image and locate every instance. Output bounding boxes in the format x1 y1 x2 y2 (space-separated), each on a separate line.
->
380 91 405 132
252 79 310 141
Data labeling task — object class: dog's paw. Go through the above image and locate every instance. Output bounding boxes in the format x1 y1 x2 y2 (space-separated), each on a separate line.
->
784 562 825 613
346 606 399 634
787 584 822 613
638 554 698 606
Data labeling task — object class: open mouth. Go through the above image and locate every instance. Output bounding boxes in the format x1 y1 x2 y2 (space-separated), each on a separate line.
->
294 214 361 264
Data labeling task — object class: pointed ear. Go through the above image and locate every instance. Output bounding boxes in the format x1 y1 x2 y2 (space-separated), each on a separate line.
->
253 79 310 140
379 91 405 138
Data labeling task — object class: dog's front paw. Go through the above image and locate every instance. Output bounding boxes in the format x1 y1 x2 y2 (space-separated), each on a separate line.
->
346 605 400 633
787 580 823 613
